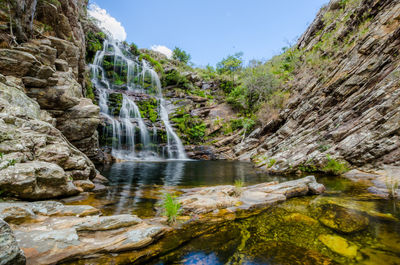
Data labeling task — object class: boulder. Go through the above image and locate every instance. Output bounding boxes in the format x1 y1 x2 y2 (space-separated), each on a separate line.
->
0 218 26 265
0 162 79 200
0 74 96 200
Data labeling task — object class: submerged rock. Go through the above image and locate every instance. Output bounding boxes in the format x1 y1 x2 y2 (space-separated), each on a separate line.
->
318 204 369 233
318 234 358 258
0 218 26 265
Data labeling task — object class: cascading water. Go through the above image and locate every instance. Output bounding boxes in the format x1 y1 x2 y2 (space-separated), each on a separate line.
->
90 39 187 160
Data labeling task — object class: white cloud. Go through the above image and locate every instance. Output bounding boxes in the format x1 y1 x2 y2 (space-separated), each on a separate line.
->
151 45 173 59
88 4 127 41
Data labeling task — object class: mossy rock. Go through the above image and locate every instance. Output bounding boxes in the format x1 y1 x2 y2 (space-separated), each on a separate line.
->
318 204 369 234
318 234 358 258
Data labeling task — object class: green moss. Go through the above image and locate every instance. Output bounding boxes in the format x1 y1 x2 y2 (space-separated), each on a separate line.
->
86 31 106 63
171 109 206 144
161 70 192 89
139 54 164 74
108 93 123 116
137 98 158 122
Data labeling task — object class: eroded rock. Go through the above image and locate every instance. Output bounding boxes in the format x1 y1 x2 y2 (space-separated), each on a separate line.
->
0 218 26 265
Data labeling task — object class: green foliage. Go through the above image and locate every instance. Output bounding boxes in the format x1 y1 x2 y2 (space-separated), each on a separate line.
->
86 31 106 63
85 74 96 104
171 110 206 144
217 52 243 75
234 179 244 188
139 53 163 74
162 70 191 89
230 117 256 133
267 159 276 168
137 98 158 122
299 159 318 173
129 42 140 56
0 152 17 170
322 155 349 175
318 144 331 152
172 47 191 64
162 193 181 223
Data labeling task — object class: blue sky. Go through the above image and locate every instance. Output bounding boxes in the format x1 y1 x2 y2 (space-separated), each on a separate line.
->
89 0 328 67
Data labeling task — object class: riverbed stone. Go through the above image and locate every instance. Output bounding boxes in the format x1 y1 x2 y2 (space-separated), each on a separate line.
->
0 218 26 265
318 234 358 258
318 204 369 233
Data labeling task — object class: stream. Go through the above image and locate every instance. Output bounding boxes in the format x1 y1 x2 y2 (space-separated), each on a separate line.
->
66 161 400 264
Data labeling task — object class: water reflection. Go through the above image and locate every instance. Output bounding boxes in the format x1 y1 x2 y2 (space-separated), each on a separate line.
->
95 161 290 216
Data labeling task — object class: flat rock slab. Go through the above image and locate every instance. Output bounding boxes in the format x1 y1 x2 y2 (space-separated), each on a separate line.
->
0 201 100 224
4 204 167 265
179 176 325 214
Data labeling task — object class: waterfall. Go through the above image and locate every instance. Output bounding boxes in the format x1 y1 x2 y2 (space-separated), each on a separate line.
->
90 39 187 161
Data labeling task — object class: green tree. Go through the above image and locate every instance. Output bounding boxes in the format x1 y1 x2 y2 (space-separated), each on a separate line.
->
172 47 191 64
216 52 243 86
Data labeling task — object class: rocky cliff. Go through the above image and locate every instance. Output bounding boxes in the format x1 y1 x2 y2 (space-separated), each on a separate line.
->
245 0 400 173
0 0 100 199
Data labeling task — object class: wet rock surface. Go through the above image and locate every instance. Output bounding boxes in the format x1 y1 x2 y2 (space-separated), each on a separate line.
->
179 176 325 214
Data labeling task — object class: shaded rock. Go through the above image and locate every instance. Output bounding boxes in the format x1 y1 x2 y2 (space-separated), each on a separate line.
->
0 218 26 265
56 98 100 141
0 49 39 77
73 180 95 192
318 204 369 233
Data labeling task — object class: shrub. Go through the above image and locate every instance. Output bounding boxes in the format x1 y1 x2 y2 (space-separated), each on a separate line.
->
268 159 276 168
172 47 191 64
322 155 349 175
129 42 140 56
86 31 106 63
171 111 206 144
162 193 181 223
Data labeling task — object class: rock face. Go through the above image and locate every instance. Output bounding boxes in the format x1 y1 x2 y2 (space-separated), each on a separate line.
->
243 0 400 172
0 77 95 199
0 0 100 161
0 202 167 265
0 218 26 265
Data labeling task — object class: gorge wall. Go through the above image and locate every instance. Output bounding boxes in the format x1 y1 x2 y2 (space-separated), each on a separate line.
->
0 0 100 199
245 0 400 173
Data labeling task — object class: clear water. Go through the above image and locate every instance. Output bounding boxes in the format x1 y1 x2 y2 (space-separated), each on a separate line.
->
66 161 400 264
72 161 295 217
